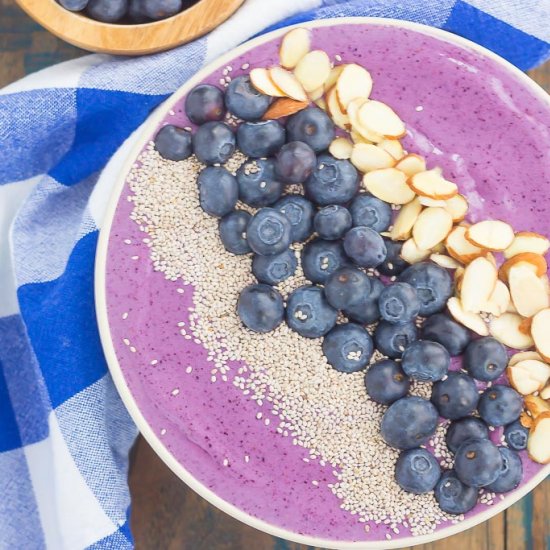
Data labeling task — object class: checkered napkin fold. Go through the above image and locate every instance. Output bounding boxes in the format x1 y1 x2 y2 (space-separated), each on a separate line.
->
0 0 548 547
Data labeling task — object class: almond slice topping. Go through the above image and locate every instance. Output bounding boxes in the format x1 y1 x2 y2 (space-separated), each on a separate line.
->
325 86 350 130
389 197 422 241
489 312 534 349
499 252 548 283
454 267 465 293
279 28 311 69
508 265 549 318
412 207 453 250
408 169 458 200
447 297 489 336
362 168 416 205
527 412 550 464
328 137 353 160
418 197 447 207
504 231 550 259
444 194 469 222
268 67 308 101
347 98 384 143
465 220 515 251
294 50 331 93
445 225 486 264
507 359 550 395
430 254 462 270
521 411 534 428
525 395 550 418
541 385 550 400
262 98 309 120
481 280 510 317
532 308 550 362
400 237 431 264
308 85 325 101
378 139 404 160
460 256 497 313
350 143 396 172
396 154 426 177
324 65 345 91
357 100 406 139
250 68 285 97
335 64 373 111
509 351 543 367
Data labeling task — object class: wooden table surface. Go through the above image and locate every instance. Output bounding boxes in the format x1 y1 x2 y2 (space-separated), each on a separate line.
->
2 1 549 548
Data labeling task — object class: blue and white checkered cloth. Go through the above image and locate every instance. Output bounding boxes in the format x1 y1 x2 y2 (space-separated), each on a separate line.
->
1 0 549 547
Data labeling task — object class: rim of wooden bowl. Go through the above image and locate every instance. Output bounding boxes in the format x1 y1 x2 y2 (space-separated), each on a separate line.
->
15 0 245 55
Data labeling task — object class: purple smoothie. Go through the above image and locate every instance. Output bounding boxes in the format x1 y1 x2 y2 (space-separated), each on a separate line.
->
104 22 550 544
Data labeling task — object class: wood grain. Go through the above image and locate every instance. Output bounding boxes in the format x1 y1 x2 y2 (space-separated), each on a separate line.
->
14 0 244 55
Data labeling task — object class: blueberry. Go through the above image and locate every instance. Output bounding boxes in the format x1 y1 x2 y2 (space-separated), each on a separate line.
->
395 449 441 494
286 285 337 338
237 121 285 158
478 385 523 426
485 447 523 493
218 210 251 254
127 0 149 22
58 0 89 11
225 75 271 121
401 340 450 382
193 121 235 165
86 0 127 21
374 321 417 359
377 239 409 277
185 84 225 125
301 239 350 284
381 396 439 450
273 195 314 242
504 420 529 451
236 159 283 207
304 154 359 206
431 372 479 420
140 0 182 20
275 141 316 184
455 438 502 487
252 249 297 285
154 125 192 161
324 267 372 311
421 313 471 356
343 226 387 268
286 107 335 152
349 194 392 232
434 470 478 514
446 417 489 454
197 167 238 217
364 359 410 405
246 208 292 256
463 337 508 382
344 277 383 325
398 262 453 316
322 323 373 373
237 284 284 333
378 282 420 324
314 205 352 240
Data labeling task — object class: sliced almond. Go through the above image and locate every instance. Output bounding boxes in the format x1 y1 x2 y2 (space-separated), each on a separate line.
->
350 143 396 172
445 225 486 264
541 385 550 400
486 252 497 268
430 254 462 270
400 237 431 264
396 154 426 178
444 194 469 222
432 242 446 254
455 267 465 293
329 137 353 160
528 412 550 464
418 197 447 207
447 297 489 336
521 411 534 428
294 50 331 93
509 351 544 367
308 85 325 101
499 252 548 283
314 97 327 111
465 220 515 251
408 169 458 200
335 63 373 111
268 67 308 101
357 100 406 139
508 265 549 318
325 86 350 129
347 98 384 143
378 139 404 160
504 231 550 259
525 395 550 418
541 274 550 296
279 28 311 69
508 359 550 395
362 168 416 205
532 308 550 362
519 317 533 335
412 207 453 250
461 257 497 313
250 68 285 97
324 65 345 91
489 312 535 349
389 197 422 241
262 97 309 120
481 280 511 317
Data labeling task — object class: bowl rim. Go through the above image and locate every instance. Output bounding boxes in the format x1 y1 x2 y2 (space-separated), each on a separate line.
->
95 17 550 549
15 0 244 55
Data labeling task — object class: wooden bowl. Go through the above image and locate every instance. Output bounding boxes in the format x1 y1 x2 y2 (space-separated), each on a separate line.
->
15 0 245 55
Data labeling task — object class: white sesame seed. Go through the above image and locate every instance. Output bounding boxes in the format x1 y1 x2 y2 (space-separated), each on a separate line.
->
122 312 129 320
130 346 137 353
244 455 250 463
335 54 342 61
312 480 319 486
160 428 166 436
131 255 139 260
150 359 158 365
171 388 180 396
123 338 130 346
415 105 424 111
223 458 229 467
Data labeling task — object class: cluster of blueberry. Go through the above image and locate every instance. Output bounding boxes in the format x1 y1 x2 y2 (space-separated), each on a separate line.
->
154 75 527 514
57 0 191 24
